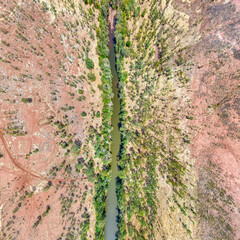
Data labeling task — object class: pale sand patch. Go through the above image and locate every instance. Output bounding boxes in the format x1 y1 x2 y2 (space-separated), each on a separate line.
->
181 0 192 3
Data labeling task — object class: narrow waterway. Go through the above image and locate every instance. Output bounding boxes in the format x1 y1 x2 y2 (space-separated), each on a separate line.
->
105 8 119 240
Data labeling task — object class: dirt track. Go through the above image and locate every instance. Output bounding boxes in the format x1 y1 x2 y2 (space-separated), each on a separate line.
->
0 129 88 184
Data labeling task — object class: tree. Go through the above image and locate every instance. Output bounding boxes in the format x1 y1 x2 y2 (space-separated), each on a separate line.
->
85 57 94 69
81 111 87 117
87 72 96 81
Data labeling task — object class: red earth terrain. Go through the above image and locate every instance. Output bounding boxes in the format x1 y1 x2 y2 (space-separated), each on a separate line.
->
186 0 240 238
0 0 101 239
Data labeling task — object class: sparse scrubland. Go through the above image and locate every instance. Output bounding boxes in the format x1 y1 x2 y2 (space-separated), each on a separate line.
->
0 0 112 239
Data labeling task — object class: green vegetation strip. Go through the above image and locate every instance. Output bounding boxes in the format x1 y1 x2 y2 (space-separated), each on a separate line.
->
88 1 113 239
115 0 195 239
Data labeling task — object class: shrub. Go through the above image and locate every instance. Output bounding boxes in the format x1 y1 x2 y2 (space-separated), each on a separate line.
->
87 72 96 81
96 111 100 118
81 111 87 117
21 98 32 103
85 57 94 70
42 205 51 217
89 28 95 40
77 96 86 101
141 9 146 17
78 89 84 94
1 40 10 47
42 1 49 12
0 28 9 34
126 40 131 47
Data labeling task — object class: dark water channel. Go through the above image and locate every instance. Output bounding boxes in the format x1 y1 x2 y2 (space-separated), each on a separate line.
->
105 9 119 240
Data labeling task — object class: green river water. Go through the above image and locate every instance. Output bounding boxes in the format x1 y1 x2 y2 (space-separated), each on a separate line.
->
105 11 120 240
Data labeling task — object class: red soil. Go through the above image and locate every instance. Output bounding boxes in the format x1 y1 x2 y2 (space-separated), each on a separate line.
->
189 0 240 237
0 1 99 239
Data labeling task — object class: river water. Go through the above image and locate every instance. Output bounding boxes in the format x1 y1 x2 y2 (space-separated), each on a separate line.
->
105 9 119 240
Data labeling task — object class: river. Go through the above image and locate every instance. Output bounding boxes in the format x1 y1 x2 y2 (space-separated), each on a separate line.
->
104 8 119 240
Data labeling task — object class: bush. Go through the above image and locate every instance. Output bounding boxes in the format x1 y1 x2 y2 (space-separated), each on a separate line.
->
126 40 131 47
77 96 86 101
141 9 146 17
96 111 100 118
87 72 96 81
41 1 49 12
21 98 32 103
81 111 87 117
78 89 84 94
85 58 94 70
